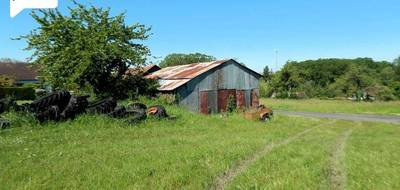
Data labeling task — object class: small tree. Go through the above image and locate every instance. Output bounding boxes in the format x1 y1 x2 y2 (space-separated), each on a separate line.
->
159 53 216 68
226 95 237 113
17 2 151 98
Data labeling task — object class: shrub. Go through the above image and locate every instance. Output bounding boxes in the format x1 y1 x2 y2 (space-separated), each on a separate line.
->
0 87 36 100
227 95 237 113
0 75 15 87
157 93 178 105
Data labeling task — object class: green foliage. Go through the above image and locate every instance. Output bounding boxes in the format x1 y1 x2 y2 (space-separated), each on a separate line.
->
159 53 216 68
0 87 35 100
156 93 178 105
266 58 399 100
262 65 272 81
227 94 237 113
18 2 151 98
84 72 159 100
259 79 268 97
0 75 15 87
22 83 41 89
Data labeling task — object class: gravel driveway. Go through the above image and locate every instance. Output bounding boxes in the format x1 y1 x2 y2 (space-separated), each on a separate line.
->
276 110 400 124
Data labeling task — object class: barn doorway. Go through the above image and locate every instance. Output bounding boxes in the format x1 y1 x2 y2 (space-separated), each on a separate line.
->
217 89 236 112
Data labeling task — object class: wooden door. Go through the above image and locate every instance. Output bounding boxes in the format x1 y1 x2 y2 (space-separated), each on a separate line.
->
200 91 209 114
251 89 259 108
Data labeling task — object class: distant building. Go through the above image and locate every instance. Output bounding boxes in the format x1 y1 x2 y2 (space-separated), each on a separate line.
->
126 64 161 76
146 59 262 114
0 61 39 86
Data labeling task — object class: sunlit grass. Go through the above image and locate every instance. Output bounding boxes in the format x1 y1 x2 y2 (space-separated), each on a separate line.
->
262 98 400 116
0 102 318 189
1 99 399 189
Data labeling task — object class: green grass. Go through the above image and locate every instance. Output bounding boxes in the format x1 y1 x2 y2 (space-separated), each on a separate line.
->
229 120 348 189
346 122 400 189
261 98 400 116
1 100 400 189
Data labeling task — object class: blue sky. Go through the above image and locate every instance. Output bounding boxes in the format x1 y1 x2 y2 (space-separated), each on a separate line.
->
1 0 400 72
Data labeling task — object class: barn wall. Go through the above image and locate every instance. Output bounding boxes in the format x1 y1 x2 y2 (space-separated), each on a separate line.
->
176 60 260 113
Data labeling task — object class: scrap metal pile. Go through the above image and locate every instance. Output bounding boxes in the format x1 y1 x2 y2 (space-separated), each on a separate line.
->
0 90 169 129
244 104 274 121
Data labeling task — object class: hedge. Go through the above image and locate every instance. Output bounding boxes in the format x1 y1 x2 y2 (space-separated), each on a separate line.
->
0 87 36 100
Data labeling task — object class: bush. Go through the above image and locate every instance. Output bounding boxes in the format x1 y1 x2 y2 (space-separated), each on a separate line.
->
0 87 36 100
157 93 178 105
227 95 237 113
0 75 15 87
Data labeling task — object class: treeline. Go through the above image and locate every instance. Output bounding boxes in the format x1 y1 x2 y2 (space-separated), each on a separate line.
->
261 58 400 101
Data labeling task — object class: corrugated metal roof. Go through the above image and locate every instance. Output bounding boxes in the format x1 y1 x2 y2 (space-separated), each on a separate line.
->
146 60 227 80
126 64 161 76
146 59 261 91
145 60 227 91
158 79 191 91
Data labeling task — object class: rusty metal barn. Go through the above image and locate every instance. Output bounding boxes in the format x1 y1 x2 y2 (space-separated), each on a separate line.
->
146 59 262 114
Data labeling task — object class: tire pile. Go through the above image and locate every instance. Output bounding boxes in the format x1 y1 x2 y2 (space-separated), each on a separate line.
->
0 90 170 128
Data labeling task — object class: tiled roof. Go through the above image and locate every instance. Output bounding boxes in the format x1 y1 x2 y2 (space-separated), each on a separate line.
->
0 61 38 81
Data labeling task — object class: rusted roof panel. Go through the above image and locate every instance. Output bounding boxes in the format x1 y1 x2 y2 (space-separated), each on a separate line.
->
146 59 261 91
158 79 191 91
146 60 227 80
126 64 161 76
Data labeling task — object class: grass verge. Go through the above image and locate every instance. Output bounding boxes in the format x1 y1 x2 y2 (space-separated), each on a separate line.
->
261 98 400 116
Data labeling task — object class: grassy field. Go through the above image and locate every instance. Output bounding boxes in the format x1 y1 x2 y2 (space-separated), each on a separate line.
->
1 99 400 189
261 98 400 116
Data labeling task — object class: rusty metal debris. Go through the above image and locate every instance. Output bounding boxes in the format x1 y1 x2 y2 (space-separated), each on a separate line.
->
244 104 274 122
147 105 168 118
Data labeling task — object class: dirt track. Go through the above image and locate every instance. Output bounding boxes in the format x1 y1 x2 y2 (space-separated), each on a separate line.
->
210 121 336 190
276 111 400 124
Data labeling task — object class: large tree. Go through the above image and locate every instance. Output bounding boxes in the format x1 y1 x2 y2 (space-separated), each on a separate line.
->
267 58 398 100
17 2 151 98
159 53 216 68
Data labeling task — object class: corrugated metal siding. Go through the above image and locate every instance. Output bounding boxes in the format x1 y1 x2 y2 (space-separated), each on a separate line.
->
236 90 245 109
177 80 199 112
217 61 259 90
208 90 218 113
200 91 209 114
245 90 252 108
251 89 260 107
176 60 260 113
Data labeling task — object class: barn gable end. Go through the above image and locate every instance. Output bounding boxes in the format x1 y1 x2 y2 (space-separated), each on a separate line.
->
174 60 261 113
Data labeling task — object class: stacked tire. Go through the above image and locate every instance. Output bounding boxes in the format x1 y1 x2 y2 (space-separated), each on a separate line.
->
1 90 171 127
87 97 117 114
